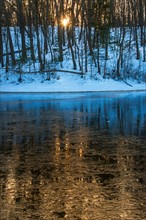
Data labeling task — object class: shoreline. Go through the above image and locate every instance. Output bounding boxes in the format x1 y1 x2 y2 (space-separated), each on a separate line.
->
1 73 145 93
0 89 146 94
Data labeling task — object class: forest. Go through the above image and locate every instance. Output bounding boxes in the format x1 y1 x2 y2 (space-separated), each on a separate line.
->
0 0 145 80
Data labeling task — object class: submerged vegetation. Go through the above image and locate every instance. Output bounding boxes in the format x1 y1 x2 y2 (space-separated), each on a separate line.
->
0 0 145 81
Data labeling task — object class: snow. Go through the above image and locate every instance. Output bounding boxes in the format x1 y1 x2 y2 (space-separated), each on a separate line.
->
0 71 145 93
1 26 146 93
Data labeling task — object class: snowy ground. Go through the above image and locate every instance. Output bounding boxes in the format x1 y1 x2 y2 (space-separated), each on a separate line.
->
0 71 145 92
1 26 146 93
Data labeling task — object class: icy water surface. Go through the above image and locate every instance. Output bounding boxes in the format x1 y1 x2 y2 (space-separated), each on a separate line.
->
0 92 146 220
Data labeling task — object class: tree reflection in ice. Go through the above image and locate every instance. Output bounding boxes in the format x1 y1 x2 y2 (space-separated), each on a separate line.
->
0 92 146 219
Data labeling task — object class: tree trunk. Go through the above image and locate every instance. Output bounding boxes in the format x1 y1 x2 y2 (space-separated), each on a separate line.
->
67 28 76 69
0 0 4 67
0 25 4 67
7 26 16 66
17 0 27 62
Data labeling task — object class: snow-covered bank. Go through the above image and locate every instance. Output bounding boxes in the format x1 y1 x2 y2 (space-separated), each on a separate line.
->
0 72 145 93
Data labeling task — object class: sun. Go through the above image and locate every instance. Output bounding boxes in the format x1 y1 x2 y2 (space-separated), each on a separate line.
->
61 17 70 27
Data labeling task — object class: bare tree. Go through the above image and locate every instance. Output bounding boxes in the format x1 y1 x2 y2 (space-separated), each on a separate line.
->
0 0 4 67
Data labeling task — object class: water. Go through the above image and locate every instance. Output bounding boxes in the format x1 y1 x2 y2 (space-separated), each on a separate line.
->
0 92 146 220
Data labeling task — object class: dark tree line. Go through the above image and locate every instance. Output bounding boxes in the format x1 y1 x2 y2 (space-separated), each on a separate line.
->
0 0 145 79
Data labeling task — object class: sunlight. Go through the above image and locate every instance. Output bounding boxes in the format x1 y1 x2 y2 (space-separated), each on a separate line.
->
61 16 70 27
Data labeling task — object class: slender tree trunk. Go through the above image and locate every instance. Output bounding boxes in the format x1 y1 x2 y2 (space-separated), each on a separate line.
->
28 0 35 62
5 33 9 73
0 25 4 67
97 34 101 74
0 0 4 67
116 27 125 78
17 0 27 62
58 26 63 62
135 27 140 59
67 28 76 69
7 26 16 66
84 30 88 72
36 26 43 70
143 28 146 61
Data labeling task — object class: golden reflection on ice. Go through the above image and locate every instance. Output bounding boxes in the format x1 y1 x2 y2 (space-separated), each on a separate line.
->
0 92 146 219
55 137 60 161
6 171 16 205
0 135 145 220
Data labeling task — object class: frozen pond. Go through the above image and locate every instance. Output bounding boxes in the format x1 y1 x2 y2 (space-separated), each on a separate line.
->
0 92 146 220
